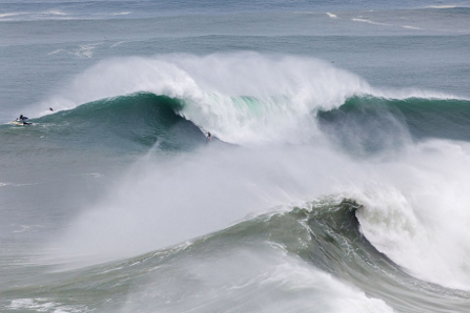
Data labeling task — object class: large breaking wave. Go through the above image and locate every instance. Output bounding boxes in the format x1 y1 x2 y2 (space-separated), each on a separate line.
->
26 53 463 146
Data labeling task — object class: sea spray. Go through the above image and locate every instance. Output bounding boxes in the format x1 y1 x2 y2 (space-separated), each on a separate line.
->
3 2 470 313
354 139 470 291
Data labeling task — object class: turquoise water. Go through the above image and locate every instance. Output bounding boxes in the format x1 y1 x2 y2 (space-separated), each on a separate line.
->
1 1 470 312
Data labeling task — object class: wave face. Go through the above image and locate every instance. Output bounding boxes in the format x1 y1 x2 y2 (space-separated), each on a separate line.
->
39 92 204 151
318 96 470 154
2 200 470 313
1 93 207 156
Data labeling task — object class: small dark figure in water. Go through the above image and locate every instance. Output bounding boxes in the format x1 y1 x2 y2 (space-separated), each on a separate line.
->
207 132 212 142
16 114 31 125
49 107 54 111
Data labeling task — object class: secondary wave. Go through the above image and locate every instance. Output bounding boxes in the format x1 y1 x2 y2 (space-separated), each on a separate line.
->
19 199 470 313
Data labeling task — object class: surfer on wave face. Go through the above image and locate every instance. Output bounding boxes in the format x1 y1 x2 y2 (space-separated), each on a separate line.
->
207 132 212 142
15 114 31 125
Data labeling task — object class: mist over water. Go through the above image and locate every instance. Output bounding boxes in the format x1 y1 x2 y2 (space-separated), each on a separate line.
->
49 124 470 292
2 1 470 313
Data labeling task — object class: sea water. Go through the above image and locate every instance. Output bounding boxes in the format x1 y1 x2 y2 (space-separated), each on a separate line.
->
1 1 470 312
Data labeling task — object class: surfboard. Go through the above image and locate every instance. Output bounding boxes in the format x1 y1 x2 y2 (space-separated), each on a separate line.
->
10 121 32 126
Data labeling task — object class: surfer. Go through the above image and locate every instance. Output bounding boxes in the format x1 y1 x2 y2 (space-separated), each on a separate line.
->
15 114 31 125
207 132 212 142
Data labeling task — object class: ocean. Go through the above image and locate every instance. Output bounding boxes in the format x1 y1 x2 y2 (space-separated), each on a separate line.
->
1 1 470 312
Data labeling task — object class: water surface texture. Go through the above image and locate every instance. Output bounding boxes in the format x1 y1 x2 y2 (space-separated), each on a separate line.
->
1 1 470 312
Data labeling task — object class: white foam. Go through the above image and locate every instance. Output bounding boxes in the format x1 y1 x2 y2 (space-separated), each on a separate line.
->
83 172 102 178
402 25 422 30
119 244 394 313
0 11 29 19
8 298 86 313
426 5 457 9
70 43 102 59
0 182 40 187
13 224 44 233
44 10 68 17
0 10 69 21
326 12 338 19
47 49 64 56
111 11 131 16
352 18 390 26
110 41 130 48
353 139 470 290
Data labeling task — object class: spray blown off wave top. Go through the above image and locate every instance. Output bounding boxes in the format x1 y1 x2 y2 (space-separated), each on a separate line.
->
1 1 470 313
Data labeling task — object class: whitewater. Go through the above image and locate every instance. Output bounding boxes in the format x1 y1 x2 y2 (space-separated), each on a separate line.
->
1 1 470 313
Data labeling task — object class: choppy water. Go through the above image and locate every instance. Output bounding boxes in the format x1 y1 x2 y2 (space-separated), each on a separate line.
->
1 1 470 312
